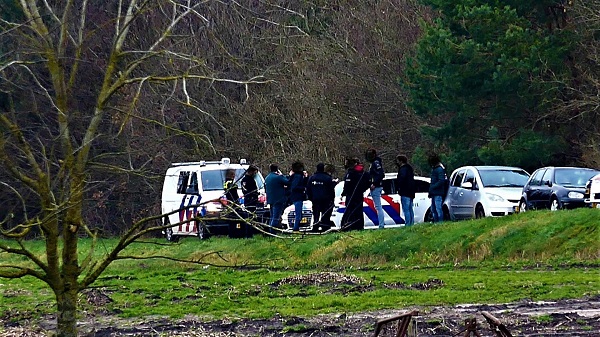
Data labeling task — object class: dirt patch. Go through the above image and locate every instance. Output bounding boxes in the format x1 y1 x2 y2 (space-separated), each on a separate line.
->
2 295 599 336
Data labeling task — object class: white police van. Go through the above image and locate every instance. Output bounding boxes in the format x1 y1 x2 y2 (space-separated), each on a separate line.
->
161 158 265 241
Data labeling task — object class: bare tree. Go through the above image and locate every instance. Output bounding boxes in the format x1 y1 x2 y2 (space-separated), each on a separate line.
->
0 1 271 336
563 0 600 167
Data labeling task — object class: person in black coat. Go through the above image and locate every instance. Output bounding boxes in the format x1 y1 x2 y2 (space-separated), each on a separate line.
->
307 163 336 229
241 165 260 213
288 161 308 232
395 155 416 226
340 157 371 231
223 169 240 204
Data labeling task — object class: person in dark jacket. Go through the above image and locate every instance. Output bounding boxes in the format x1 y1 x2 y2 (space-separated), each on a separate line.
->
223 169 240 205
241 165 259 213
341 157 371 231
365 148 385 228
265 164 289 231
395 155 416 226
428 153 447 223
288 161 308 232
307 163 336 229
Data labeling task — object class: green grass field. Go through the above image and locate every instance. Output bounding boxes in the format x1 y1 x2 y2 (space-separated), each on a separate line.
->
1 209 599 322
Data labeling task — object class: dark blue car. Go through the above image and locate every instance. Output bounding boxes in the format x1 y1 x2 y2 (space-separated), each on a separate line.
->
519 167 600 211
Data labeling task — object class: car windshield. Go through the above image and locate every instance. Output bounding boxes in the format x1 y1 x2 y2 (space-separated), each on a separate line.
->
555 168 600 188
478 169 530 188
200 169 264 191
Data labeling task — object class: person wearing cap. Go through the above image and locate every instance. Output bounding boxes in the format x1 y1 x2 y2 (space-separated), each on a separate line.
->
395 155 416 226
307 163 336 229
265 164 289 231
365 148 385 229
241 165 260 213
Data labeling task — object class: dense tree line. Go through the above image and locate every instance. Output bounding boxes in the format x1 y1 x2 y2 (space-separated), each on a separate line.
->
1 0 597 234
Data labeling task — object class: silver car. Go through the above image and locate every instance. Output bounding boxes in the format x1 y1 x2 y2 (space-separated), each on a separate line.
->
444 166 530 220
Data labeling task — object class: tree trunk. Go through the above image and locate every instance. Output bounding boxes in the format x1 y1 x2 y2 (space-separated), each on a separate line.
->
56 285 78 337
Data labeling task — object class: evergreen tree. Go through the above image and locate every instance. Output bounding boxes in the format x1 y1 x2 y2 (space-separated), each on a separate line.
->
406 0 573 171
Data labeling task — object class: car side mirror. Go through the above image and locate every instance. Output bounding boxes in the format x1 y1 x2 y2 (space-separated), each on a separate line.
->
544 180 552 187
461 181 473 189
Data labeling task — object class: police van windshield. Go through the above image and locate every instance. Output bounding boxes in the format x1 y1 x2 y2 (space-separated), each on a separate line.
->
200 169 265 191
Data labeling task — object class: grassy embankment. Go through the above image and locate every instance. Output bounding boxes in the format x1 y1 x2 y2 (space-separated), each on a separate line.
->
1 209 598 322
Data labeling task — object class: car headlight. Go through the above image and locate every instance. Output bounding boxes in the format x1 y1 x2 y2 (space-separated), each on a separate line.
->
486 193 505 202
568 191 584 199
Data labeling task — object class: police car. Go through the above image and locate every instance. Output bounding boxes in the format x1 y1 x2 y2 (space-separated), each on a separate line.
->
585 173 600 209
161 158 266 241
281 173 432 231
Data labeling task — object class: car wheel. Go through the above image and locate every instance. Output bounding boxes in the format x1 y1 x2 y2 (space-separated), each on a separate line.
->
475 205 485 219
197 223 209 240
424 209 434 223
165 219 178 242
550 198 562 211
519 200 527 213
443 207 451 221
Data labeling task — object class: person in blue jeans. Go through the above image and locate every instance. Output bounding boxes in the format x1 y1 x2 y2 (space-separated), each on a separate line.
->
428 153 447 223
288 161 308 232
395 155 416 226
264 164 289 232
366 148 385 228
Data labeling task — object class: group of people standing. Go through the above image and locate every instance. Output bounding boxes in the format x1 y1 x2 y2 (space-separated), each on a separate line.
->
264 161 337 232
228 149 448 233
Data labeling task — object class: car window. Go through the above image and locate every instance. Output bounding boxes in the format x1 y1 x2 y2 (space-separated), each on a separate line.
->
464 169 478 189
541 169 554 186
414 179 430 193
452 170 465 187
254 173 265 189
529 169 546 186
478 169 530 187
382 179 395 195
555 168 600 188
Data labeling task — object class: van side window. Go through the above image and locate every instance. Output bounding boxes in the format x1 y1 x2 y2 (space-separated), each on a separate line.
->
201 170 226 191
185 172 199 194
177 171 190 194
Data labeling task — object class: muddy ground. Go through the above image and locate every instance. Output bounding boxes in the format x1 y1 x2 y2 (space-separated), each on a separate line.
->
3 295 599 336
